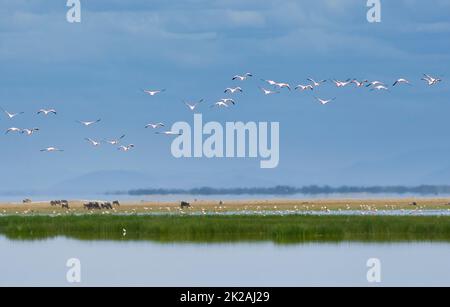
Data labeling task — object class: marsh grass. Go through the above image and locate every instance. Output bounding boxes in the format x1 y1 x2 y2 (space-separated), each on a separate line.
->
1 215 450 244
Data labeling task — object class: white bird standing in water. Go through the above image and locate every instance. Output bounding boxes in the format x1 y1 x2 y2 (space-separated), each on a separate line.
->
85 138 102 147
232 73 252 81
145 122 165 129
40 147 64 152
142 89 166 96
77 119 101 127
37 109 57 115
21 128 40 136
314 97 336 105
1 107 24 119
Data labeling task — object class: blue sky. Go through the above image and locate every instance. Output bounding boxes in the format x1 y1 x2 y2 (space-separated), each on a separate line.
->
0 0 450 192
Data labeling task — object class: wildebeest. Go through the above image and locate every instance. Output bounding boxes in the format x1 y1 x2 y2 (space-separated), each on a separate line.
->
113 200 120 207
101 202 113 210
410 202 418 206
180 201 191 209
84 202 101 210
23 199 32 204
50 200 61 206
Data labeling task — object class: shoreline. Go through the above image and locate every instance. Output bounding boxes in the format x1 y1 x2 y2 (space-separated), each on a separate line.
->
1 197 450 215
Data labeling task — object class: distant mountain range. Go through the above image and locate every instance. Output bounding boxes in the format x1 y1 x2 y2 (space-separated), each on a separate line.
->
112 185 450 196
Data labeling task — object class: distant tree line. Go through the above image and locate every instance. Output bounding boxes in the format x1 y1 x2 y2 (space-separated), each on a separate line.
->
111 185 450 196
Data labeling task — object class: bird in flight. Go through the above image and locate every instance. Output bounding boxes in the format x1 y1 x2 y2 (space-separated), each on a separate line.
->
211 101 231 108
366 80 386 88
371 85 389 91
145 122 165 129
260 79 278 86
37 109 57 116
85 138 102 147
351 79 369 87
274 82 291 91
5 127 22 135
118 144 135 152
77 119 101 127
314 97 336 105
21 128 40 136
393 78 411 86
259 87 280 95
105 135 126 145
232 73 252 81
40 147 64 152
332 79 352 88
422 74 442 86
155 131 183 136
224 87 243 94
307 78 327 88
1 107 24 119
295 84 313 91
184 99 204 111
142 89 166 96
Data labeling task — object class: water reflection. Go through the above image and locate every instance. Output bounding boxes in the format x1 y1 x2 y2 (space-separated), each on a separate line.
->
1 236 449 286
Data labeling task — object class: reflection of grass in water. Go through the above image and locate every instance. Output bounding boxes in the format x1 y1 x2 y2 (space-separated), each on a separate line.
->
1 215 450 244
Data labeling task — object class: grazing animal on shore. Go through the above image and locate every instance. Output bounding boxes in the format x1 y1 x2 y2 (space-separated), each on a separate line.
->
23 199 32 204
181 201 191 209
113 200 120 207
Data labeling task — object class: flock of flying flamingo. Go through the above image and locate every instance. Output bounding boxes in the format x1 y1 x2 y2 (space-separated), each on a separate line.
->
0 73 443 153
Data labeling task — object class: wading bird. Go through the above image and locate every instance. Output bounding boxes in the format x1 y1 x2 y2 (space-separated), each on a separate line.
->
351 79 369 87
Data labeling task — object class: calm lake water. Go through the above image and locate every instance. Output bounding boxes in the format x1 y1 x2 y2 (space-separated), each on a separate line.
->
1 236 449 287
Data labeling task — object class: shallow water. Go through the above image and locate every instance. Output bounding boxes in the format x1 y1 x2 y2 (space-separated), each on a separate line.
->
1 236 449 286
